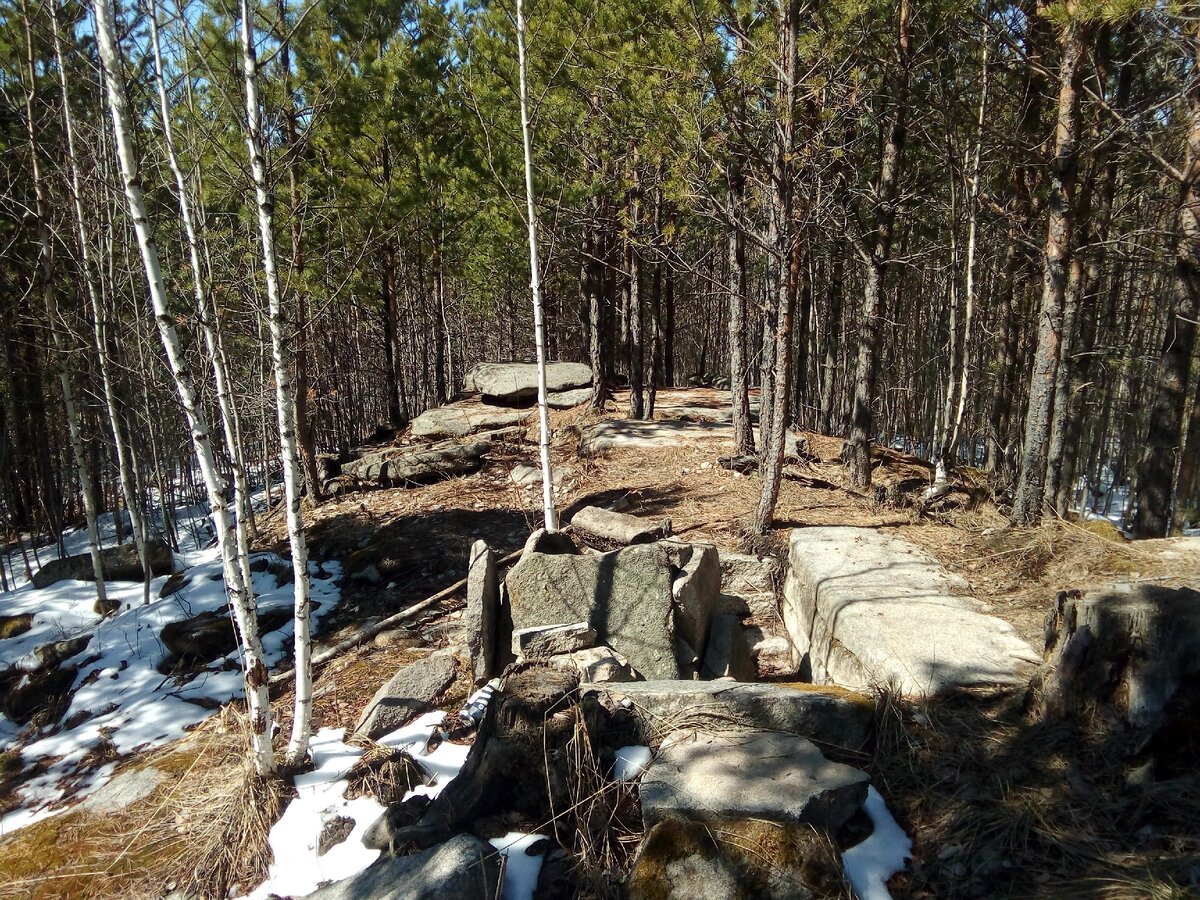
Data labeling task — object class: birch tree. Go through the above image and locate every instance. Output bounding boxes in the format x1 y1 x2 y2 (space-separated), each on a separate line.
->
239 0 315 762
92 0 276 775
516 0 558 531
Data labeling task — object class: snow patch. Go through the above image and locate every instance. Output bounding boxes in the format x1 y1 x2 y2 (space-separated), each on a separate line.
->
489 831 546 900
613 745 651 781
843 786 912 900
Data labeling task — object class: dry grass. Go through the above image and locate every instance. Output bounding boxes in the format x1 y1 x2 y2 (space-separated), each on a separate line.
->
343 741 424 806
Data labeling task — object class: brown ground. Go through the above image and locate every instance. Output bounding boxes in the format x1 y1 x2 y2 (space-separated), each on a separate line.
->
2 387 1197 898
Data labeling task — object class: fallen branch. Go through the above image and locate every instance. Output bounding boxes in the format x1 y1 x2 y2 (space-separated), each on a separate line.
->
269 546 524 688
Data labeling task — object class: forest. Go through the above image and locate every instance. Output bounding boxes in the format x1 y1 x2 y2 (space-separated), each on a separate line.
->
1 0 1197 558
1 0 1200 894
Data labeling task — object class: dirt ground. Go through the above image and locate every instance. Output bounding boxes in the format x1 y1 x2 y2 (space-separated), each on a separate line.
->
2 387 1198 898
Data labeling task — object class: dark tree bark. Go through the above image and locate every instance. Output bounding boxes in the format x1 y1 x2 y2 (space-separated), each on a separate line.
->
1012 7 1092 524
845 0 912 489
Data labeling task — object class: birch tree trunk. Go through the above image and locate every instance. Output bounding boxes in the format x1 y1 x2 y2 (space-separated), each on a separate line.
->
22 0 107 607
516 0 558 532
150 1 256 604
239 0 315 763
92 0 276 775
51 0 150 606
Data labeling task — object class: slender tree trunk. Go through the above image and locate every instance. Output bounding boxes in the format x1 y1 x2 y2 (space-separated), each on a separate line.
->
22 0 107 605
1012 7 1092 524
728 155 755 456
240 0 315 763
1132 22 1200 537
516 0 558 531
93 0 275 774
846 0 912 488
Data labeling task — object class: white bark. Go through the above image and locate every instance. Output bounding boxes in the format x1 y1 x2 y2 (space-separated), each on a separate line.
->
50 0 151 606
516 0 558 532
149 0 256 605
22 0 107 607
92 0 276 775
239 0 314 763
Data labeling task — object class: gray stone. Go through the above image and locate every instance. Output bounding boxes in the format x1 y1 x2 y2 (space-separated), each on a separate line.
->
308 834 501 900
545 387 593 408
506 543 680 679
161 604 292 664
462 361 593 404
671 543 721 671
549 645 639 683
354 649 460 741
581 680 874 751
465 541 499 684
700 612 757 682
513 621 596 658
639 730 869 831
783 527 1039 697
510 464 565 490
580 420 733 456
569 506 671 549
33 538 175 588
342 442 490 487
78 766 166 814
521 527 580 556
720 551 781 602
410 405 532 440
34 636 91 672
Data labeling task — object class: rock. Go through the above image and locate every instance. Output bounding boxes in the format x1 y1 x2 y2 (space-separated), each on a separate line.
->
627 817 848 900
545 387 593 409
34 636 91 672
513 622 597 658
462 361 593 404
354 649 460 741
94 596 120 617
522 527 580 556
720 552 781 610
78 766 166 814
749 634 798 680
0 614 33 639
308 834 501 900
549 645 639 683
700 612 756 682
670 543 722 673
510 464 565 490
783 527 1039 697
411 405 533 440
158 572 190 599
639 730 869 831
465 541 500 684
160 605 292 666
317 816 356 856
580 420 732 456
1040 583 1200 732
506 543 681 679
569 506 671 550
32 538 175 588
342 441 490 487
580 680 874 751
0 664 77 725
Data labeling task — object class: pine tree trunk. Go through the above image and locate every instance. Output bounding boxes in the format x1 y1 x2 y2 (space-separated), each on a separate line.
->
846 0 911 489
1012 8 1091 525
728 159 755 456
93 0 276 775
1132 24 1200 537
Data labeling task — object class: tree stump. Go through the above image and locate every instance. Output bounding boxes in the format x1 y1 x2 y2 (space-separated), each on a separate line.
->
1040 584 1200 733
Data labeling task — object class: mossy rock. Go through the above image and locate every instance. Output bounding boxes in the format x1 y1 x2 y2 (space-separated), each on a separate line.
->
627 817 847 900
0 614 33 640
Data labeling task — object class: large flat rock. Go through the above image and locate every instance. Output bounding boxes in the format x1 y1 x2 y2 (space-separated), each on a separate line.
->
307 834 500 900
410 404 532 439
463 361 592 404
581 680 874 751
579 420 733 455
783 527 1039 697
639 730 869 831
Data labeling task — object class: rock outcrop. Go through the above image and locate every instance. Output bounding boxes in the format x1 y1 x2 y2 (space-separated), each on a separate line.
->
341 441 490 488
783 527 1039 696
308 834 501 900
33 538 175 589
462 361 592 404
353 649 461 741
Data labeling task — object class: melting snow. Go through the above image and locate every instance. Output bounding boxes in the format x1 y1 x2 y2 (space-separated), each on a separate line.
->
843 786 912 900
490 831 546 900
613 745 651 781
0 502 342 836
